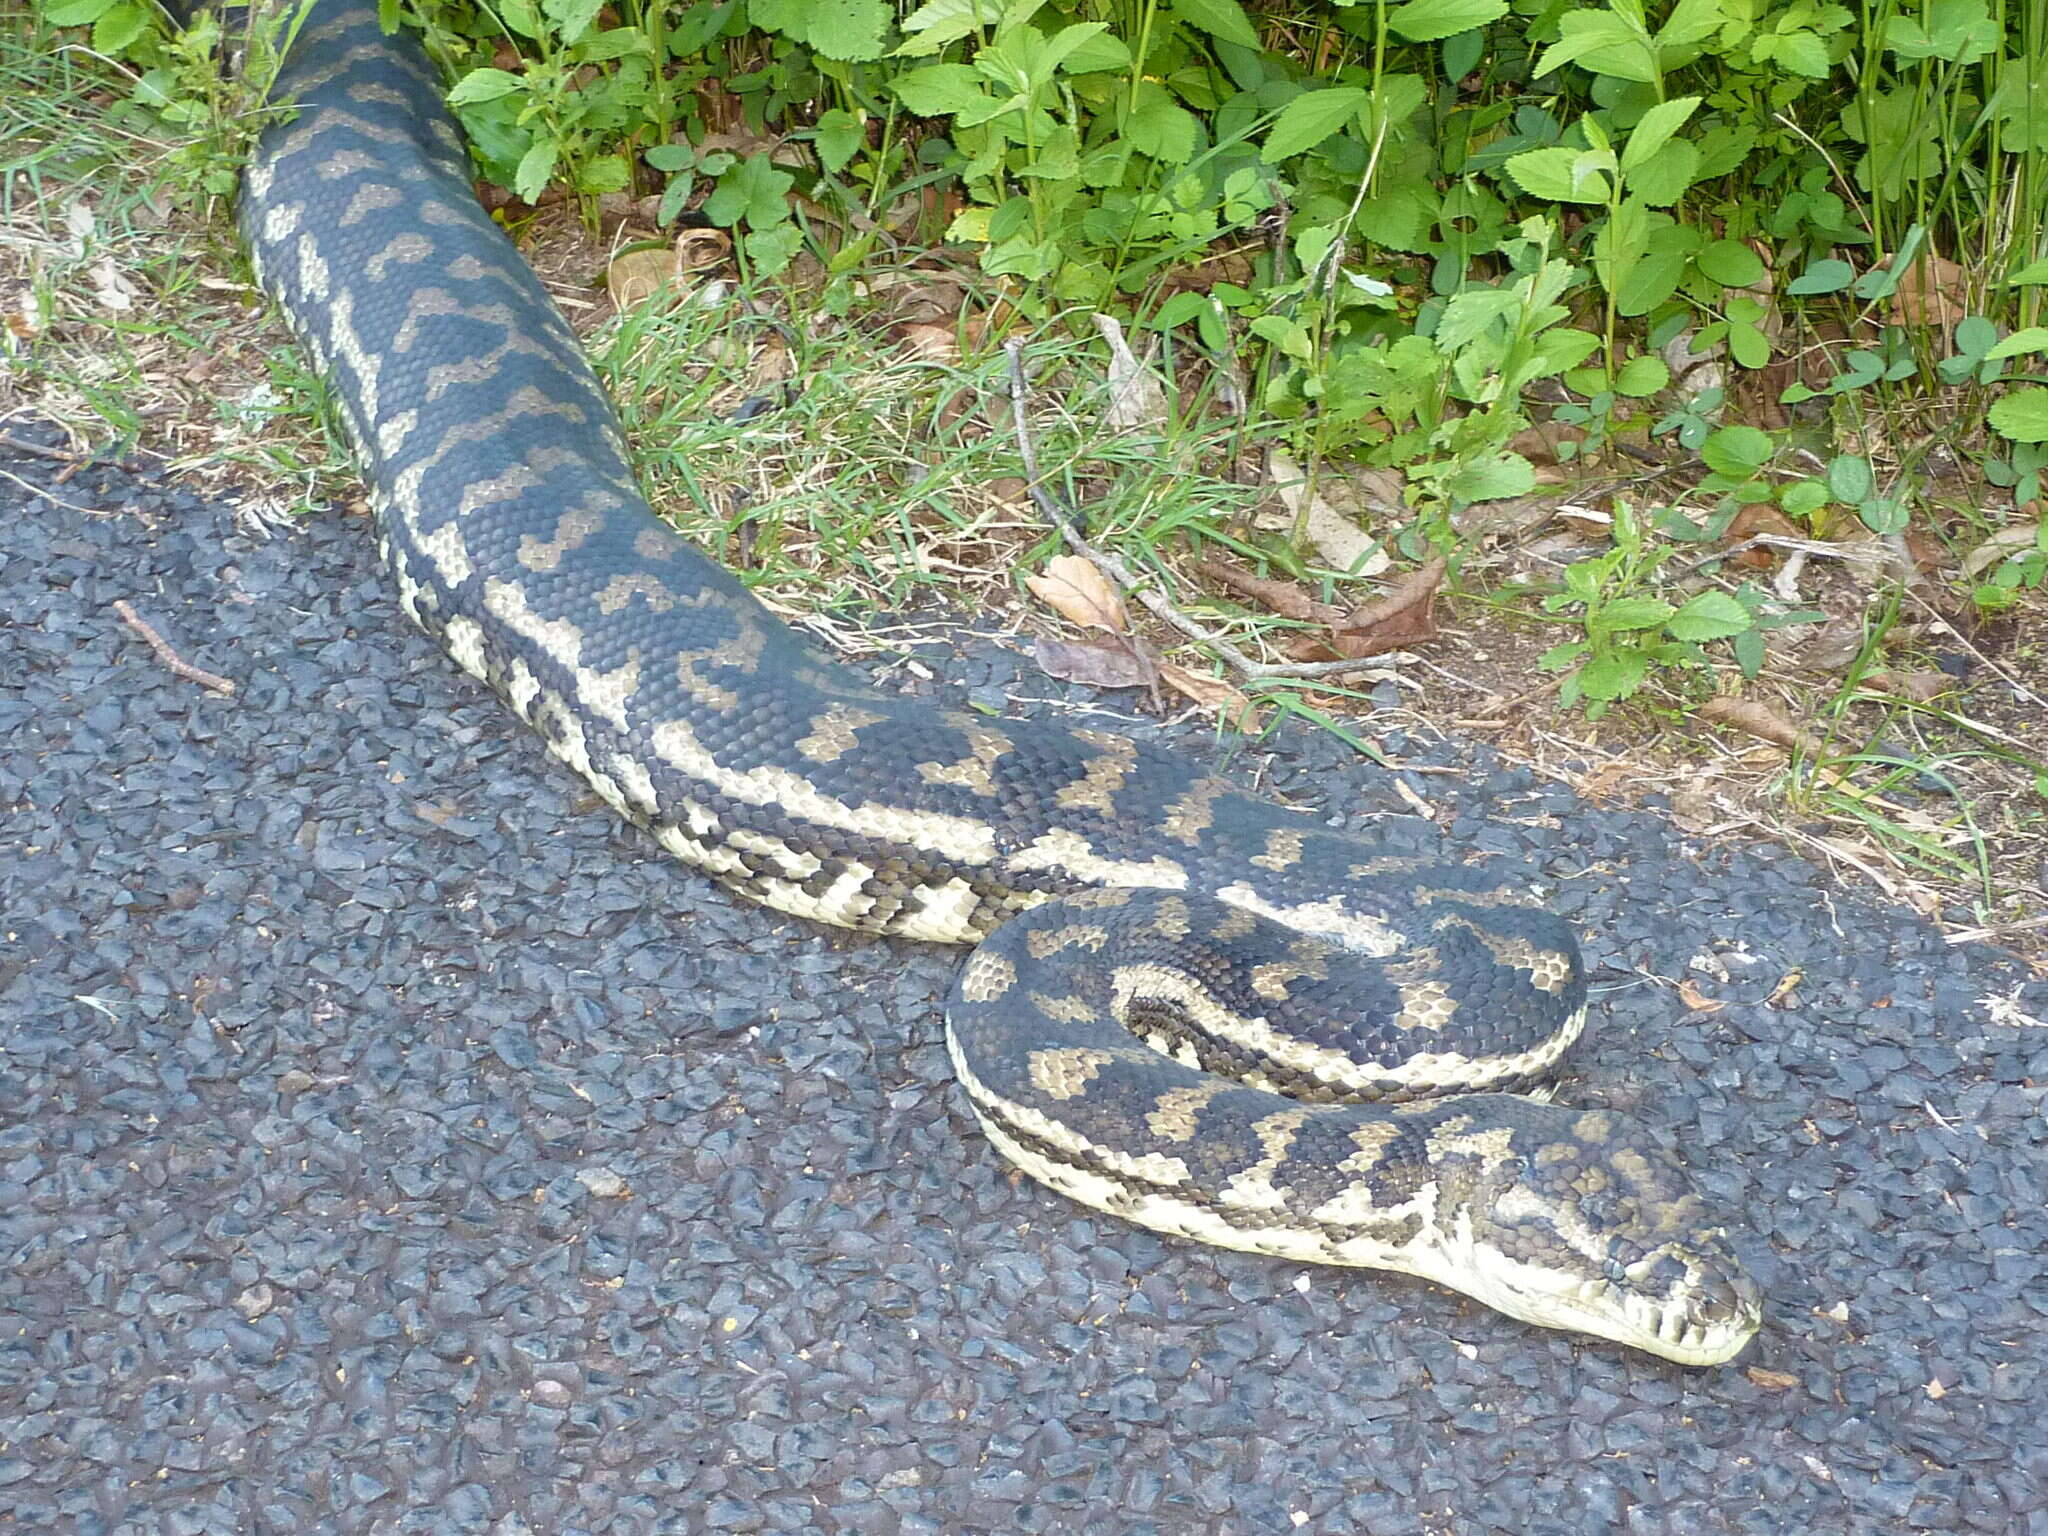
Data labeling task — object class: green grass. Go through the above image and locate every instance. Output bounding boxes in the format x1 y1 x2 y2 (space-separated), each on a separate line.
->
11 3 2047 952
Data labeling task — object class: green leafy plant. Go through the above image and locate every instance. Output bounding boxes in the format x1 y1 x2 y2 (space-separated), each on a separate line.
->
1539 501 1760 717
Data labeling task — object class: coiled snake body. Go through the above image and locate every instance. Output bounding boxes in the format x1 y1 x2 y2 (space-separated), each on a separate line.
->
239 0 1761 1364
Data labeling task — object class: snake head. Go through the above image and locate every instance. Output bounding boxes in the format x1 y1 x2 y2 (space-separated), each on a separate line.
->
1425 1104 1763 1367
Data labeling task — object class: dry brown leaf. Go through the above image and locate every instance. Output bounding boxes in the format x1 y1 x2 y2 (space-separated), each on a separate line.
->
1574 760 1636 806
1724 503 1801 568
676 226 730 271
88 258 136 316
1767 969 1805 1007
1025 554 1128 632
1033 634 1159 690
1267 448 1390 577
1326 555 1448 658
7 291 43 341
606 247 681 310
1091 313 1167 432
1698 696 1826 757
1158 661 1260 730
1554 504 1614 540
1189 558 1339 624
1676 978 1727 1013
1746 1367 1800 1391
1961 521 2043 578
1797 617 1869 675
1888 252 1966 330
865 267 974 326
1333 464 1406 515
895 322 958 365
1862 669 1952 703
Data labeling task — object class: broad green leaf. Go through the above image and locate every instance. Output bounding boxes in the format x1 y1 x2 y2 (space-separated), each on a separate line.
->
1039 21 1113 73
1534 11 1658 84
1444 450 1536 503
2008 258 2048 286
1787 258 1854 295
892 63 990 115
1665 590 1752 641
1989 388 2048 443
1262 86 1368 161
1579 647 1651 701
1434 287 1519 351
813 109 863 173
576 154 631 195
1356 186 1432 251
1616 220 1699 316
1780 480 1829 517
498 0 542 38
44 0 114 26
1149 291 1213 329
448 68 527 105
1881 0 1998 62
1728 316 1771 368
1126 80 1200 160
707 153 795 227
1986 326 2048 360
1953 316 1997 358
1172 0 1261 49
1695 238 1764 288
542 0 603 46
1656 0 1726 48
1702 424 1773 477
1365 74 1429 136
581 27 645 60
1614 353 1670 396
1826 454 1874 503
1249 314 1313 360
1767 29 1832 77
1593 196 1651 300
1527 326 1604 377
1620 94 1701 174
1065 31 1131 71
1625 138 1700 207
896 0 1002 55
743 222 805 277
1594 596 1678 632
92 0 148 53
1388 0 1508 44
1504 145 1613 202
750 0 888 60
1733 627 1765 677
513 139 559 203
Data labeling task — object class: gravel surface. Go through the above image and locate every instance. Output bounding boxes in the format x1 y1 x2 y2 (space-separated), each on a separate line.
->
4 424 2046 1536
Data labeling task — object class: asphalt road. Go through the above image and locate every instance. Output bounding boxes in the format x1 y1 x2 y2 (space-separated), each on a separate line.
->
4 424 2045 1534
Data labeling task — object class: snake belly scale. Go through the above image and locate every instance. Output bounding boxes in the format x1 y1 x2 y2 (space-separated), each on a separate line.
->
235 0 1761 1365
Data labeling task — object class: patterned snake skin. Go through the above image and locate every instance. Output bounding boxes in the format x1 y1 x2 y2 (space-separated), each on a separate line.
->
236 0 1762 1364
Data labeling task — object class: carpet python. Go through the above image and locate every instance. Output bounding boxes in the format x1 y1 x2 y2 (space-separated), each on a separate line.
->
232 0 1762 1365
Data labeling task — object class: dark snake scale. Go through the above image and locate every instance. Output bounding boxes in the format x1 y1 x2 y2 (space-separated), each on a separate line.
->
235 0 1762 1363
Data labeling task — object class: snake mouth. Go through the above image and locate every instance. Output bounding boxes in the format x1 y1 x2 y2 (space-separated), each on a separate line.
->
1489 1275 1764 1366
1587 1262 1766 1367
1421 1222 1764 1366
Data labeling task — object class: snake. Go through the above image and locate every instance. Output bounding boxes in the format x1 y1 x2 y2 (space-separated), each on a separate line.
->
229 0 1763 1365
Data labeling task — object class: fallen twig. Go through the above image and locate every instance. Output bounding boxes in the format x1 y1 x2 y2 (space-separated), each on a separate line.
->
113 600 235 696
1003 338 1412 684
0 432 79 463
